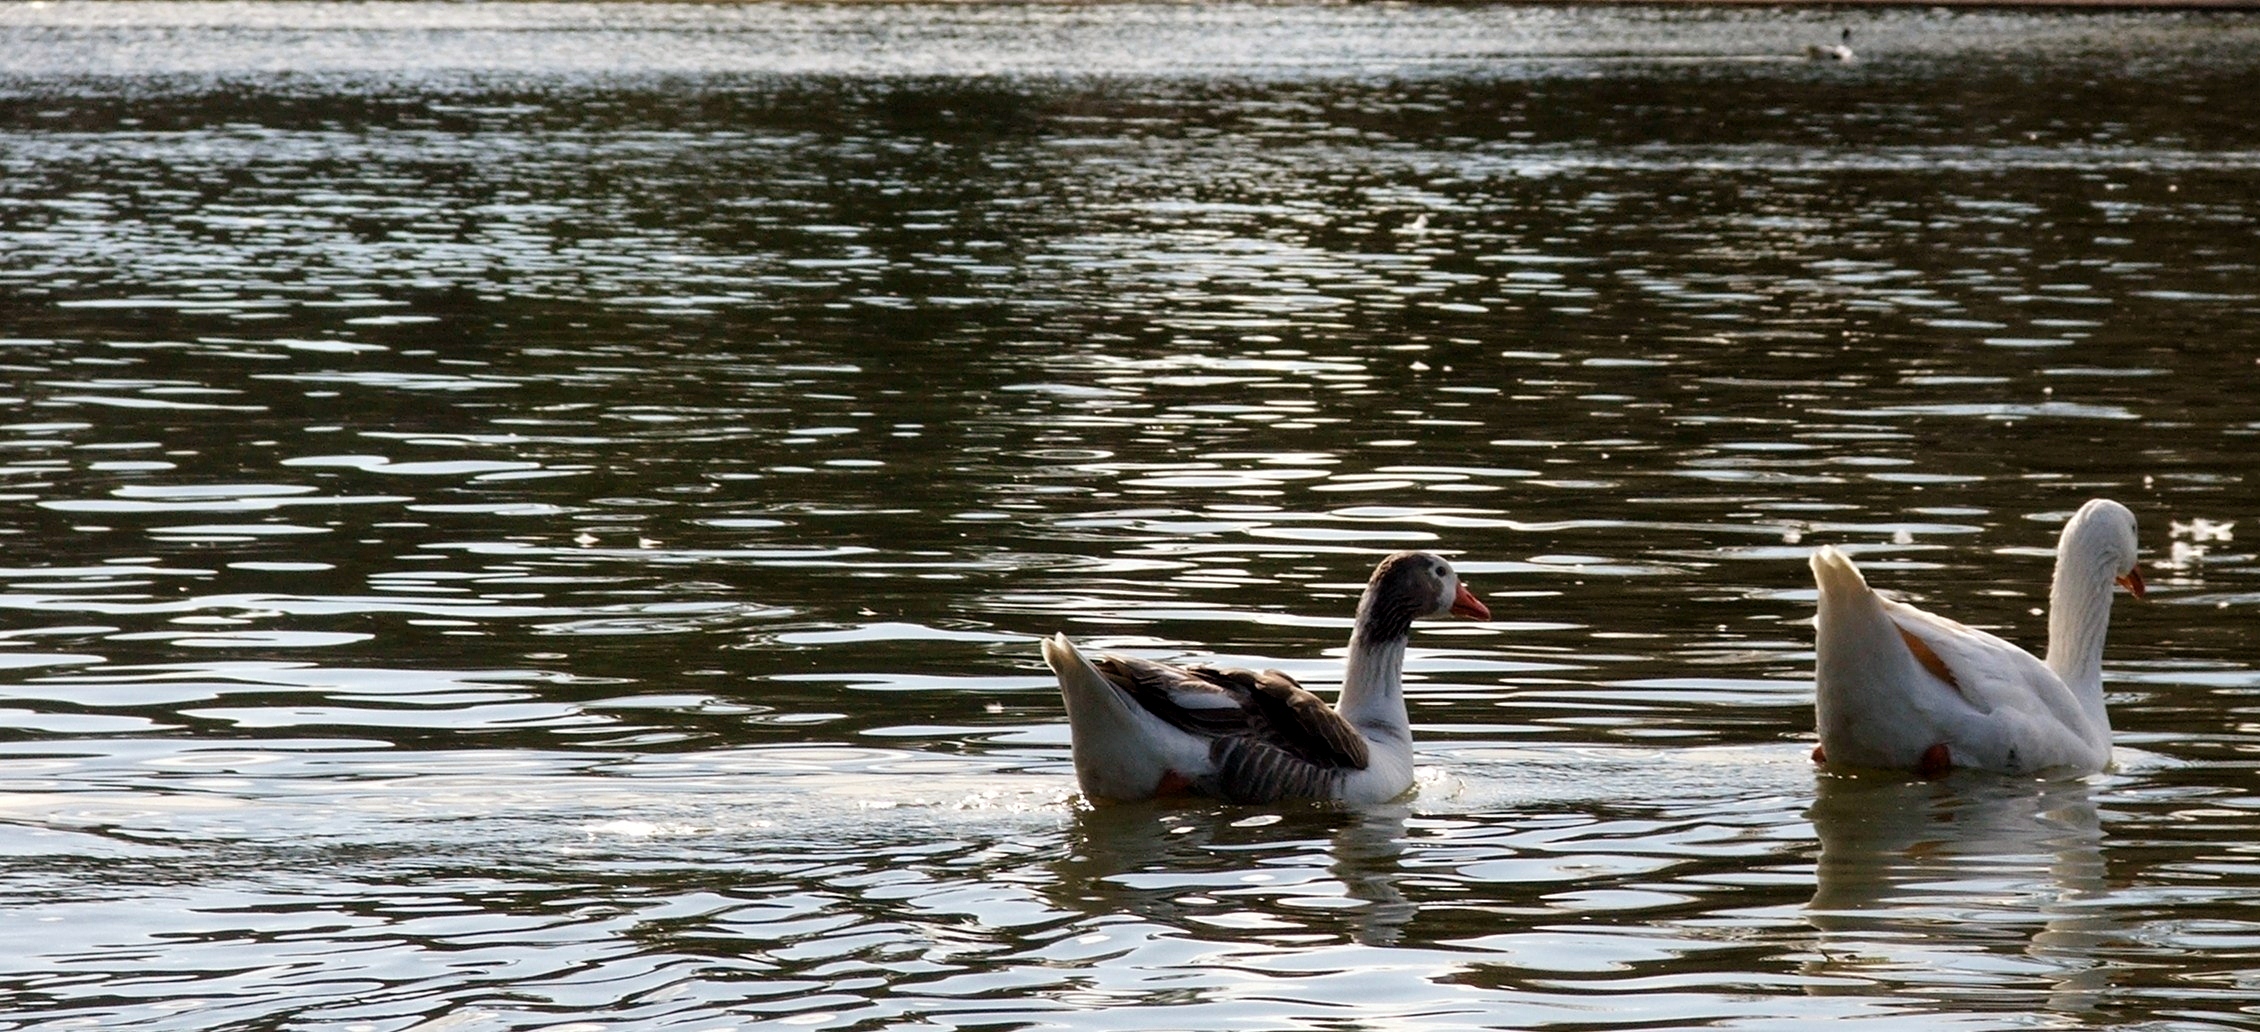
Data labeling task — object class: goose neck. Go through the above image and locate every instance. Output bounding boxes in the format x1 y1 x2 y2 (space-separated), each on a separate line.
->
1337 627 1409 737
2044 544 2118 711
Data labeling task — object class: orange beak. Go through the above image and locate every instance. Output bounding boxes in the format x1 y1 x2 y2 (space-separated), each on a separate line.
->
2116 565 2146 600
1450 584 1491 621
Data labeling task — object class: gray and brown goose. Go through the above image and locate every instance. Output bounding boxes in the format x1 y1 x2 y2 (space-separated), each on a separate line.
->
1806 28 1854 61
1042 551 1489 804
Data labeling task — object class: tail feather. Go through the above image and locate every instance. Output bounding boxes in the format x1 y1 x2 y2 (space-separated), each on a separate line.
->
1043 632 1200 800
1810 545 1891 640
1043 632 1135 731
1808 545 1871 601
1810 545 1884 663
1809 545 1925 768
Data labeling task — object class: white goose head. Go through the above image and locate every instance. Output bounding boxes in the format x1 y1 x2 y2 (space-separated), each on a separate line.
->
2062 498 2145 598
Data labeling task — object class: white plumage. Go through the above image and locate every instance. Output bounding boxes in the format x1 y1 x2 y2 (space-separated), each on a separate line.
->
1810 499 2144 776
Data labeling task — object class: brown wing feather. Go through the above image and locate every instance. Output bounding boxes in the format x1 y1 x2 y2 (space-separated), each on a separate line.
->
1088 656 1249 737
1211 667 1371 770
1897 626 1967 699
1086 655 1369 771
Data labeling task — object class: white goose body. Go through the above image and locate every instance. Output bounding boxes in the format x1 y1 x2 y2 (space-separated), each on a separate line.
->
1043 551 1489 804
1811 499 2144 776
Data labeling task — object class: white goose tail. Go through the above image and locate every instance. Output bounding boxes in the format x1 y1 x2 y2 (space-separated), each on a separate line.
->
1810 546 1897 659
1042 633 1205 801
1809 545 1874 612
1811 546 1911 768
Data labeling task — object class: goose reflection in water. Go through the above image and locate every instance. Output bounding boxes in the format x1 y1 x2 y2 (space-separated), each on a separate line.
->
1804 774 2118 1014
1050 802 1417 947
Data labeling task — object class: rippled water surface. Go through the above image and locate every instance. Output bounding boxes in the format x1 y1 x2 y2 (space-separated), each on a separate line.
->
4 2 2260 1028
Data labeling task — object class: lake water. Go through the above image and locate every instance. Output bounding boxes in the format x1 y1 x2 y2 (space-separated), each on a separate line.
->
4 2 2259 1028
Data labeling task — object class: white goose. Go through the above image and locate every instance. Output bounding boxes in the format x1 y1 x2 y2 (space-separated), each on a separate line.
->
1810 498 2145 777
1042 551 1489 804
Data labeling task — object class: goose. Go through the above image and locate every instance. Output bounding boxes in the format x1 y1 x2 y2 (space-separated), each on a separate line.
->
1810 498 2145 777
1806 28 1854 62
1041 551 1489 804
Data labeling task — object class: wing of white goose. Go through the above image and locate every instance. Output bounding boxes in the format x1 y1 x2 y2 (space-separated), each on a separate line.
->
1880 599 2106 772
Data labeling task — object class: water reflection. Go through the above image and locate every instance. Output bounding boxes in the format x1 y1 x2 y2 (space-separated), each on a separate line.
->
1806 773 2117 1014
1053 801 1415 947
1330 804 1420 946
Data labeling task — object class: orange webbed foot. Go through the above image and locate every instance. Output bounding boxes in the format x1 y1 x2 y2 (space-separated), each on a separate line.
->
1915 743 1952 778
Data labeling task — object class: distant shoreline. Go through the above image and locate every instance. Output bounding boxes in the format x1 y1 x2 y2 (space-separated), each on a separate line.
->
1540 0 2260 7
28 0 2260 6
14 0 2260 8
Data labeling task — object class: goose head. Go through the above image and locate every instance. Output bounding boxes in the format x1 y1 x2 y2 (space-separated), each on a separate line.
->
2065 498 2145 598
1355 552 1490 644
